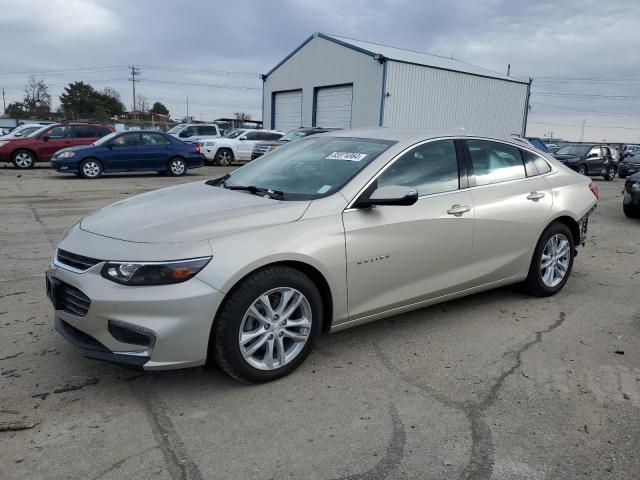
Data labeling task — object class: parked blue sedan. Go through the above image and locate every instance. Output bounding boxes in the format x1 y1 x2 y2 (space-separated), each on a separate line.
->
51 130 204 179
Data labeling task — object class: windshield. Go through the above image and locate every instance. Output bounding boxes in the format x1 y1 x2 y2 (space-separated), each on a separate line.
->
224 136 395 200
27 125 52 138
167 125 186 134
555 145 591 156
280 130 309 142
92 131 120 146
225 130 245 139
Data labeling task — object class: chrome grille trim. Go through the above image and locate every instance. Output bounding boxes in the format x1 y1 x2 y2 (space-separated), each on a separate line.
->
55 249 102 273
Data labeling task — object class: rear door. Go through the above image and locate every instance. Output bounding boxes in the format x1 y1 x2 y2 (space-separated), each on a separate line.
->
140 132 171 170
463 139 553 284
343 139 474 320
38 125 72 160
71 125 100 147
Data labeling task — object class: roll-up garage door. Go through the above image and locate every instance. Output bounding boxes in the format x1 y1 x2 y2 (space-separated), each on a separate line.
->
273 90 302 132
314 85 353 129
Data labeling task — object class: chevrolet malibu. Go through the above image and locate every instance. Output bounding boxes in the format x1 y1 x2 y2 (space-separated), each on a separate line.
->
47 129 598 383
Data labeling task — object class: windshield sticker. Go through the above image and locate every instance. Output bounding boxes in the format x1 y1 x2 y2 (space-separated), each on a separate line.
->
317 185 332 194
326 152 367 161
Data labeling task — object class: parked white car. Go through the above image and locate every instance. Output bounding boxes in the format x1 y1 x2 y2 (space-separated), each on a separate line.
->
167 123 223 141
199 129 284 165
0 123 47 140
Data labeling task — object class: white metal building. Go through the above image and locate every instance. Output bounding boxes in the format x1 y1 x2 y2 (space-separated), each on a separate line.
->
262 33 531 137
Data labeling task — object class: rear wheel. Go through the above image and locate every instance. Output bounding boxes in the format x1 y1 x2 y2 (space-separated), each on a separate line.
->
214 148 234 166
211 266 322 383
79 159 102 179
167 157 187 176
604 166 616 181
12 150 36 169
525 222 575 296
577 164 588 176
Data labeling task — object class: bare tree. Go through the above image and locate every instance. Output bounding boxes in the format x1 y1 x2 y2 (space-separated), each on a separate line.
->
23 76 51 114
135 94 149 114
233 112 252 122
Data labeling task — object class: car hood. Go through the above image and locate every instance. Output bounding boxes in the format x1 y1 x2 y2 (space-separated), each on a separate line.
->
628 172 640 181
79 180 310 243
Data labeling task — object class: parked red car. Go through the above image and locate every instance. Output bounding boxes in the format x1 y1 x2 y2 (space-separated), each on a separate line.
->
0 123 114 168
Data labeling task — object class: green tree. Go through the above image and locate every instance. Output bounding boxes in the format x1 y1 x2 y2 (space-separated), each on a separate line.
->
59 82 125 118
150 101 169 116
5 102 26 118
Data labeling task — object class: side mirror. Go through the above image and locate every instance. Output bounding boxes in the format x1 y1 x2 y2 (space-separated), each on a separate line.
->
239 136 246 141
360 185 418 208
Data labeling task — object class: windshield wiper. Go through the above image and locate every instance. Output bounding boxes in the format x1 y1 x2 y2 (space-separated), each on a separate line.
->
221 180 284 199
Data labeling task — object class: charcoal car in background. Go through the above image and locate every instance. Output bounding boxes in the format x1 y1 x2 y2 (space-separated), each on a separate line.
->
251 127 340 160
552 144 618 180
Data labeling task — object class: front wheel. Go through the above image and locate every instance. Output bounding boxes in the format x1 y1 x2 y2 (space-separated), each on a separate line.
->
525 222 575 296
12 150 36 169
214 148 234 166
577 164 588 176
79 159 103 179
604 166 616 181
211 266 323 383
167 157 187 176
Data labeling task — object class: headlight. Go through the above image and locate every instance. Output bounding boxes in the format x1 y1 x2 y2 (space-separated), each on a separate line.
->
101 257 211 286
204 142 216 147
57 151 76 158
0 141 9 148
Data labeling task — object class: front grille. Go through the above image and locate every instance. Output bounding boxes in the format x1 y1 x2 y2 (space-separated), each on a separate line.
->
56 249 102 272
253 144 272 154
59 283 91 317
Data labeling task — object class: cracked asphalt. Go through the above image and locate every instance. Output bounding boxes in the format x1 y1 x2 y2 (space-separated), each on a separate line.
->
1 165 639 479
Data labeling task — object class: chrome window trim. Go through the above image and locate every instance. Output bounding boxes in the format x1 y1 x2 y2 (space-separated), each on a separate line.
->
344 136 557 211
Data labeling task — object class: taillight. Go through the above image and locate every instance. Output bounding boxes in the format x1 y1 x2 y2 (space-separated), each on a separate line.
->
195 144 201 154
588 181 599 199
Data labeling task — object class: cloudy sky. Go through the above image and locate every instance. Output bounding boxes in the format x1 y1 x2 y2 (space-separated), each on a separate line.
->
1 0 639 142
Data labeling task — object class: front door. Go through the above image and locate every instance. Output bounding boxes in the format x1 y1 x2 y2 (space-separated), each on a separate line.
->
343 139 474 320
463 139 553 284
38 125 73 160
236 131 262 161
104 132 141 171
586 146 604 174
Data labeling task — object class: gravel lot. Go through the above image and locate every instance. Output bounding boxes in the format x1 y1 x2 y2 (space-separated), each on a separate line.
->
1 165 639 479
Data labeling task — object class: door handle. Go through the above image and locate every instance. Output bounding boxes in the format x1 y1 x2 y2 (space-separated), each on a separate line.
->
447 204 471 216
527 191 545 201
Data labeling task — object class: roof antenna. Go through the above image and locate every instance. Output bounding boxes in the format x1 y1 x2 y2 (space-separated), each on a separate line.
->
507 63 511 76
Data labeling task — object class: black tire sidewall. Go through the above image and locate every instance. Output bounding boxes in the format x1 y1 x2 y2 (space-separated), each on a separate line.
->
623 203 640 218
79 159 102 179
12 150 35 169
605 166 616 181
212 266 323 383
578 165 587 175
526 222 575 296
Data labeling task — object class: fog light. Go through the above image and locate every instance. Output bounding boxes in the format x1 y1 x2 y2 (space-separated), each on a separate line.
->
108 320 155 348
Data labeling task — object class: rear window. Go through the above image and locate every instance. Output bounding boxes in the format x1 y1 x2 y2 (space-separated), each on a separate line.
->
467 140 526 186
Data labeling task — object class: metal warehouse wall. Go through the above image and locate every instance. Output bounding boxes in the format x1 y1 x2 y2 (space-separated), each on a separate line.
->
263 36 384 130
382 61 529 137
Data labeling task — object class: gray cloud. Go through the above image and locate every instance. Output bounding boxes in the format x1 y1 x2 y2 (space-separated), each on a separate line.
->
0 0 638 141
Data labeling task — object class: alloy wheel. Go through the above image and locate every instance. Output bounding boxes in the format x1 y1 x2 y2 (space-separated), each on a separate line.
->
82 161 101 178
238 287 312 370
218 151 231 165
170 159 185 175
14 152 34 168
540 234 570 287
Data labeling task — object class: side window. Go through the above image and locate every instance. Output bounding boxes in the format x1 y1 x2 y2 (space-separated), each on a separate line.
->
141 133 168 145
467 140 525 186
201 126 217 136
244 131 261 140
602 147 611 156
588 147 601 158
269 132 282 140
521 149 552 175
180 127 195 137
73 126 97 138
113 133 140 146
47 126 69 139
376 140 459 196
96 127 111 137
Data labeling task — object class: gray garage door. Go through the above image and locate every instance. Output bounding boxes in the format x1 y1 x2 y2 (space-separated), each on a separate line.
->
273 90 302 132
314 85 353 129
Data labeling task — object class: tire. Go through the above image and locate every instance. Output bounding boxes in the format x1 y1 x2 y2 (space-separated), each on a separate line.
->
525 222 575 297
214 148 234 166
604 166 616 181
211 266 323 384
577 164 588 176
623 203 640 219
79 158 103 179
167 157 187 176
12 150 36 169
618 173 627 180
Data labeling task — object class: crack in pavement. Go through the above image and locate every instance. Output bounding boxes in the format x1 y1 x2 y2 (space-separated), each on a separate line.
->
375 311 566 480
89 445 160 480
134 384 204 480
333 402 406 480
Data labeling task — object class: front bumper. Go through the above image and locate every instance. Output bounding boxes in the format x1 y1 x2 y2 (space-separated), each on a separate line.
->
619 163 640 177
251 152 264 160
51 159 79 173
47 258 225 370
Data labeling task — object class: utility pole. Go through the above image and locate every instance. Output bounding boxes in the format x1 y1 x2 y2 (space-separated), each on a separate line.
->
129 65 140 121
1 87 5 114
186 97 189 121
579 118 585 142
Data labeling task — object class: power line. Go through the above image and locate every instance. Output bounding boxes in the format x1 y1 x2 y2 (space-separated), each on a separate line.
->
0 65 128 77
529 121 640 131
531 101 640 117
139 78 261 91
532 91 640 100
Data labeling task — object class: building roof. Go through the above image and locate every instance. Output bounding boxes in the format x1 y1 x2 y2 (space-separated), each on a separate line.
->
264 32 528 85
